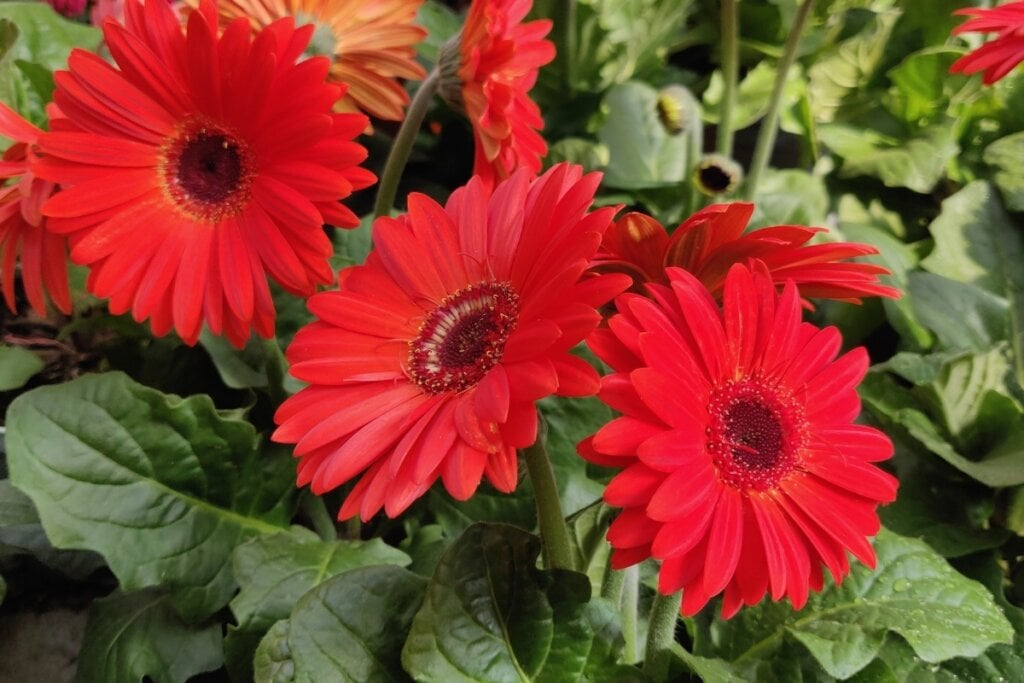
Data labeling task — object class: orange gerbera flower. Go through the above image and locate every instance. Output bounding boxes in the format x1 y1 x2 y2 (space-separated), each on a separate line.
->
204 0 427 121
0 103 71 317
36 0 374 346
439 0 555 189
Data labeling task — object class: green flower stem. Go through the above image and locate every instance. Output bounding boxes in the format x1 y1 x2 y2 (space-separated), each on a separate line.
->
373 69 440 219
621 565 640 664
716 0 739 158
301 492 336 542
521 420 575 571
744 0 816 199
601 562 625 602
554 0 577 91
643 590 682 679
261 336 288 406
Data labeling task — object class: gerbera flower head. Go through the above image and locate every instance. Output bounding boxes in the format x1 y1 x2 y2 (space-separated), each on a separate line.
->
36 0 375 347
580 263 898 617
273 163 630 521
438 0 555 189
950 1 1024 84
0 102 71 317
591 202 901 304
202 0 427 121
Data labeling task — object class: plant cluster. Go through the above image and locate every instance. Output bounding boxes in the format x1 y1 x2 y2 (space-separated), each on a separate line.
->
0 0 1022 681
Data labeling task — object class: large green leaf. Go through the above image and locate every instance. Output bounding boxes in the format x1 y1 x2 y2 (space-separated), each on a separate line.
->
984 132 1024 212
708 529 1013 680
415 0 461 66
0 347 43 391
226 527 412 682
76 588 223 683
5 372 295 621
0 479 104 578
820 123 958 194
854 554 1024 682
921 181 1024 386
861 370 1024 487
907 272 1009 351
598 81 690 190
402 523 636 682
253 565 427 683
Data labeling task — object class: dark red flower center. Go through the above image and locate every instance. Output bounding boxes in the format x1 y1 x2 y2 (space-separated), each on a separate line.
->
162 122 254 221
707 380 805 491
408 281 519 394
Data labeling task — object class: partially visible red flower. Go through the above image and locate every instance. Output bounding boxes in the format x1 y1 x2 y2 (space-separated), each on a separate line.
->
950 1 1024 84
47 0 88 17
0 103 71 317
36 0 374 347
580 264 898 617
273 164 629 521
440 0 555 189
591 203 900 304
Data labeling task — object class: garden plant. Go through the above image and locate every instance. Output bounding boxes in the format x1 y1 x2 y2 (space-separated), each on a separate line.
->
0 0 1023 681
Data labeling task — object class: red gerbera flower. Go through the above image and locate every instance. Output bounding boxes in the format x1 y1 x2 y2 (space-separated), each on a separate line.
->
439 0 555 189
0 103 71 317
591 203 900 304
35 0 375 346
580 264 898 617
950 1 1024 84
273 164 629 520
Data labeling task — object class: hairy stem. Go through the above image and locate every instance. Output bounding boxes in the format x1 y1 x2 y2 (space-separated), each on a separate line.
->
521 418 575 571
643 590 682 679
373 69 440 219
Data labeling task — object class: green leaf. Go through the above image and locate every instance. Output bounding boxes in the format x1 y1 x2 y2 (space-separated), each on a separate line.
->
858 554 1024 682
836 195 932 350
861 371 1024 487
415 0 461 65
807 8 900 123
0 346 44 391
253 565 426 683
0 479 105 578
984 132 1024 212
921 182 1024 385
820 123 959 193
598 81 691 190
568 502 615 594
709 529 1013 679
885 48 963 124
402 522 624 682
749 169 829 229
226 527 412 682
703 62 803 129
0 2 101 126
544 138 610 174
907 273 1009 352
76 589 223 683
5 372 295 621
200 330 278 390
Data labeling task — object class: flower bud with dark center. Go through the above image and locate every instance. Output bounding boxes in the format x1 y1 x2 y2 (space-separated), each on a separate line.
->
694 153 743 196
